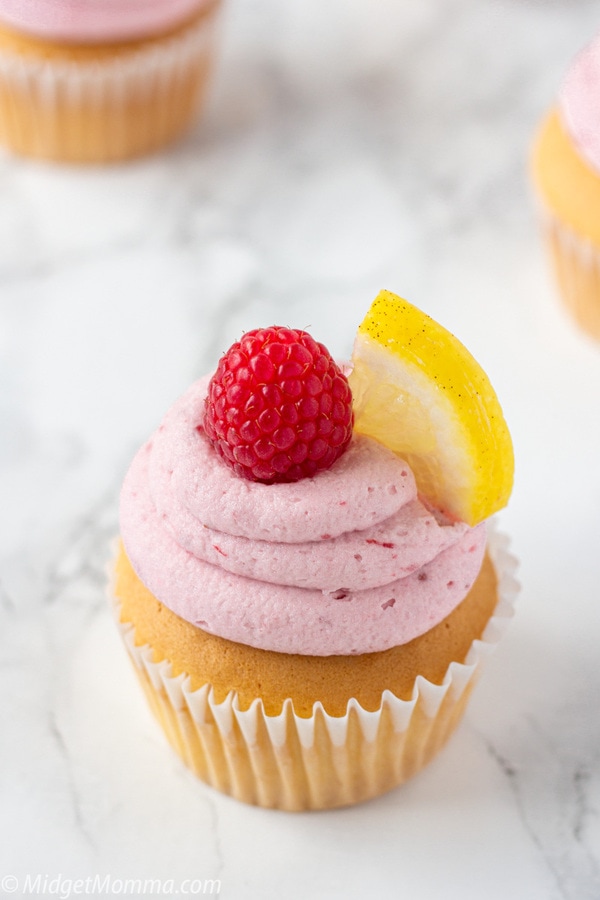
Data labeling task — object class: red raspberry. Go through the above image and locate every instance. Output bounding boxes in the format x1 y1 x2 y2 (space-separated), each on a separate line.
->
202 327 354 483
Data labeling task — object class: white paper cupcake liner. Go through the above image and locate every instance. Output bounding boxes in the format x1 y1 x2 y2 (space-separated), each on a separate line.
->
537 202 600 340
0 2 221 162
112 524 518 810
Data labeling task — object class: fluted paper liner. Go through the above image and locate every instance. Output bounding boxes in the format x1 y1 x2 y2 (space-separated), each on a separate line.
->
0 2 221 162
538 203 600 341
113 526 518 810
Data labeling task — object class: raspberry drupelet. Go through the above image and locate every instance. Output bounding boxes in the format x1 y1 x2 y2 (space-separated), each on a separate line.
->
202 327 354 483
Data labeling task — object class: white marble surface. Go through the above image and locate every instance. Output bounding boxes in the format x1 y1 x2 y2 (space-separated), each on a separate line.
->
2 0 600 898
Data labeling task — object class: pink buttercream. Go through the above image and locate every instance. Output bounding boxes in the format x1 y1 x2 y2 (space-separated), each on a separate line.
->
155 495 470 592
119 377 487 656
0 0 213 43
559 32 600 175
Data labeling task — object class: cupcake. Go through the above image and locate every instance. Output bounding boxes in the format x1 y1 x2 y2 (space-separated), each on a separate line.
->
111 291 517 810
0 0 222 163
532 32 600 340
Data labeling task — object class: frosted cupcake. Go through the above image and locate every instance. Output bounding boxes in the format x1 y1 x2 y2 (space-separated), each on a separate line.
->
532 32 600 339
112 291 517 810
0 0 222 163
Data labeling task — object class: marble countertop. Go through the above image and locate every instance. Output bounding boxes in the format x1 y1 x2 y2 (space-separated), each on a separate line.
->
2 0 600 898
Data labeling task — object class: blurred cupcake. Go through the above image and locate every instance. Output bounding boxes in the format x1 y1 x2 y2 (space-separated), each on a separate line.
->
0 0 222 163
111 293 517 811
532 32 600 340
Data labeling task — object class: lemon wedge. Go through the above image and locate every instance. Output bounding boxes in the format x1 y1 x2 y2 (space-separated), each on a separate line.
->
349 290 514 525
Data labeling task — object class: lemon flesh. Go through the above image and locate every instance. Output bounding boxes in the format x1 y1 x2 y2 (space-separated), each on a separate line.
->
349 290 514 526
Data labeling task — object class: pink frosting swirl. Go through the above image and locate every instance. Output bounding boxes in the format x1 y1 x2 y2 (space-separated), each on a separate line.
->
0 0 214 43
120 378 487 656
559 32 600 174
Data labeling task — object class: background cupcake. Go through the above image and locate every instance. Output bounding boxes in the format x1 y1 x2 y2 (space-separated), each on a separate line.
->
532 31 600 340
0 0 222 163
112 293 517 811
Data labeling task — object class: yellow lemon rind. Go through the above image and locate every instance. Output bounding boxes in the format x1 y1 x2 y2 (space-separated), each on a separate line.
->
350 290 514 526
